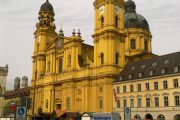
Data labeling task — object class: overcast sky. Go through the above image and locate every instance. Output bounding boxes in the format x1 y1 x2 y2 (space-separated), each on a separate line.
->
0 0 180 89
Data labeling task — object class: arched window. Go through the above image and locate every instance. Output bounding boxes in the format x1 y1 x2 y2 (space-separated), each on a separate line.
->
68 55 71 66
101 16 104 28
115 15 118 27
174 114 180 120
131 39 136 49
116 52 119 64
100 53 104 65
145 114 153 120
59 58 63 73
47 61 51 72
145 40 148 51
157 114 165 120
134 114 141 119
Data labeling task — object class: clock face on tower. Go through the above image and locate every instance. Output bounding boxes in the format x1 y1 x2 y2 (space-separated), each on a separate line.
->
115 5 120 15
99 6 105 15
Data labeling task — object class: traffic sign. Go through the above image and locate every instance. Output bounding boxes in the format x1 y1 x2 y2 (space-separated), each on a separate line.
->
16 106 27 119
124 107 131 120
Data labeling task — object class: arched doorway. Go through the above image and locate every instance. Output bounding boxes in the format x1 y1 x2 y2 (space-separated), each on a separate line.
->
145 114 153 120
157 114 165 120
134 114 141 120
174 114 180 120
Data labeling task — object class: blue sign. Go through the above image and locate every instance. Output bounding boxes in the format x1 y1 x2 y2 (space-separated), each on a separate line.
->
16 107 27 119
18 107 25 115
124 107 131 120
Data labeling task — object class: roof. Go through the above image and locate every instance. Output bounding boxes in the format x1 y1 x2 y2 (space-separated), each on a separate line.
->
125 0 150 30
39 0 54 14
4 87 30 99
114 51 180 82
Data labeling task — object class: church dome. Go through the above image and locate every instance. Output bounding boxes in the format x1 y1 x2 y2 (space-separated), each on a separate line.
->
124 0 150 31
39 0 54 13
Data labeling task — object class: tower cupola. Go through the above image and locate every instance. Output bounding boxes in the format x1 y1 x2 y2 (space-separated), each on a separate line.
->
36 0 55 29
125 0 149 30
39 0 54 14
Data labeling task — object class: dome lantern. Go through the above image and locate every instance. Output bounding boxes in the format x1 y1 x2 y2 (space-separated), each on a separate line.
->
39 0 54 14
125 0 136 13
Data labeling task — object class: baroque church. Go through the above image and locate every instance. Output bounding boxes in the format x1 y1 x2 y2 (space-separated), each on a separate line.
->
30 0 154 116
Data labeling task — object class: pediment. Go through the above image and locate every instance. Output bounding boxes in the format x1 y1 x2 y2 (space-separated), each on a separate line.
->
122 96 128 99
153 93 160 96
137 95 142 98
173 91 180 95
162 93 169 96
129 95 135 98
144 94 151 98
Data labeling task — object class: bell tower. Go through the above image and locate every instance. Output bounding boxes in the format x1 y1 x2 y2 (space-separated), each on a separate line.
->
32 0 56 79
93 0 125 68
31 0 57 114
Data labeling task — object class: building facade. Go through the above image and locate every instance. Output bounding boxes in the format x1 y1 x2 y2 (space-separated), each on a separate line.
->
30 0 153 117
2 76 30 117
113 52 180 120
0 65 8 116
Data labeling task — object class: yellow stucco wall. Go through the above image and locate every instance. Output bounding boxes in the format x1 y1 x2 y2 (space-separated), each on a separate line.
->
29 0 152 116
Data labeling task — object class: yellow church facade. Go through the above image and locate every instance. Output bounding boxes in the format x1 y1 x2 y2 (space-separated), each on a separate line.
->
29 0 152 116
